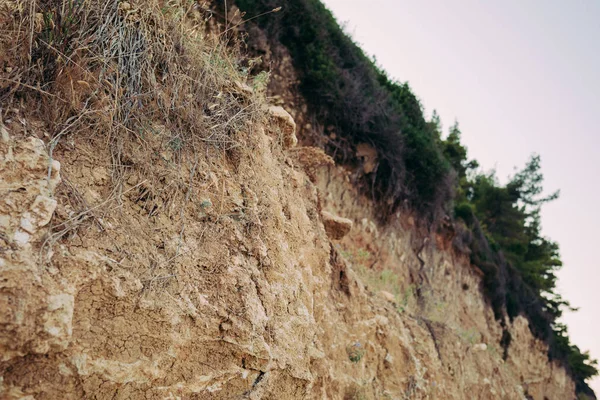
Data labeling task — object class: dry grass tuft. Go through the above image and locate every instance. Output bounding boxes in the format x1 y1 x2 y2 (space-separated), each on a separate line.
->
0 0 266 151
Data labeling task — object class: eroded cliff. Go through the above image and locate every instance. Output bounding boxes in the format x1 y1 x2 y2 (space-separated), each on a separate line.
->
0 107 575 399
0 0 579 398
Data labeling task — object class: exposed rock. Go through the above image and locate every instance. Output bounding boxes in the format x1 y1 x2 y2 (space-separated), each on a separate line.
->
0 133 65 360
321 211 353 240
267 105 298 149
507 316 575 399
19 195 57 234
314 161 576 400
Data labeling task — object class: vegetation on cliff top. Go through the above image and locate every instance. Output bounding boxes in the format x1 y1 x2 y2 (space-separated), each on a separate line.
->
233 0 598 393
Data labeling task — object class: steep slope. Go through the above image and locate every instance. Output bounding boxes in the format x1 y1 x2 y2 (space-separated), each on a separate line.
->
0 103 576 400
0 0 587 399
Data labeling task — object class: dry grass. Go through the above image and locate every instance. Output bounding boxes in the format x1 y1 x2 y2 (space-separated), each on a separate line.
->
0 0 266 152
0 0 271 264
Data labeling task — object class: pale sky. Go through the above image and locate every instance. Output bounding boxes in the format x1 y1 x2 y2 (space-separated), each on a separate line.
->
321 0 600 393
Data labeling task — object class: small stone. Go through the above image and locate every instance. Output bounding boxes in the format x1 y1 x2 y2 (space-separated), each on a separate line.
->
220 321 232 331
473 343 487 351
13 230 31 245
379 291 396 303
322 211 353 240
20 216 35 233
384 353 393 364
28 195 58 229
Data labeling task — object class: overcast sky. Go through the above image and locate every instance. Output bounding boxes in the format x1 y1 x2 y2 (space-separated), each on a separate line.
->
320 0 600 393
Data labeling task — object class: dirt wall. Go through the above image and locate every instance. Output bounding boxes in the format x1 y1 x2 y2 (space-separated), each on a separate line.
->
0 107 575 398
